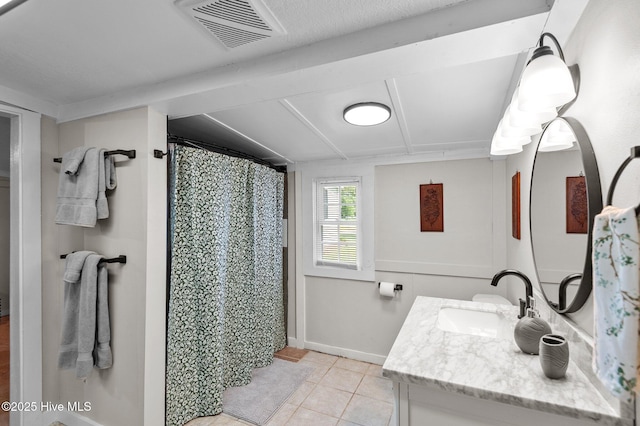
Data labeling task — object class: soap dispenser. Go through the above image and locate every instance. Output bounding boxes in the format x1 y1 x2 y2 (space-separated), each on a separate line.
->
513 297 552 355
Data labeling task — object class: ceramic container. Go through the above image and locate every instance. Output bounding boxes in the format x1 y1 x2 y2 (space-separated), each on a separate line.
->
514 316 552 355
539 334 570 379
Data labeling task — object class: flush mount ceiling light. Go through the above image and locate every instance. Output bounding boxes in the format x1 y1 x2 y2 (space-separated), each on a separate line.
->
343 102 391 126
518 33 576 112
0 0 28 16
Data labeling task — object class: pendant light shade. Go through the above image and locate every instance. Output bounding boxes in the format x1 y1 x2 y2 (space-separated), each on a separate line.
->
510 88 557 125
518 34 576 112
343 102 391 126
502 110 540 138
490 121 529 156
490 135 524 156
538 118 576 152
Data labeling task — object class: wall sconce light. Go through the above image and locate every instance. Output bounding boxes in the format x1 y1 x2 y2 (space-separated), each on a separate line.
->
490 32 576 156
343 102 391 126
518 33 576 112
538 118 576 152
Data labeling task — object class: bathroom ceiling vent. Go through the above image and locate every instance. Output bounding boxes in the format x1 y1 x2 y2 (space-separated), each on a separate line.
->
175 0 286 49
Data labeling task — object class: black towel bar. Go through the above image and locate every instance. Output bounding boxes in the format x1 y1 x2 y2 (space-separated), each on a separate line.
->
53 149 136 163
606 146 640 215
60 254 127 265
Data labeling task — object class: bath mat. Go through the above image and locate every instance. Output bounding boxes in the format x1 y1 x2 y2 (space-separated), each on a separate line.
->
223 358 313 425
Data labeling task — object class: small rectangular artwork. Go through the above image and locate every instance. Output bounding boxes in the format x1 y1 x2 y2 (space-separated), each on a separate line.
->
420 183 444 232
566 176 588 234
512 172 521 240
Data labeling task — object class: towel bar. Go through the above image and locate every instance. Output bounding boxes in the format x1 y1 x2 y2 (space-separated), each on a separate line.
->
53 149 136 163
606 146 640 215
60 254 127 265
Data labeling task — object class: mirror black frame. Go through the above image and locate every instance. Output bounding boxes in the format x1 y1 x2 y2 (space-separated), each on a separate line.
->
530 117 602 314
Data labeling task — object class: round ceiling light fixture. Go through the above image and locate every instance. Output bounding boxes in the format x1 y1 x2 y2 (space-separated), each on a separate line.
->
343 102 391 126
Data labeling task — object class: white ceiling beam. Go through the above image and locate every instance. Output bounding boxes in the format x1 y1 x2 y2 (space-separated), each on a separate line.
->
158 13 548 119
385 78 413 155
202 114 294 164
56 0 552 123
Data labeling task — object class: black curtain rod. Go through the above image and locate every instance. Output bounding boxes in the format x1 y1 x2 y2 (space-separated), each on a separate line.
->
167 134 287 173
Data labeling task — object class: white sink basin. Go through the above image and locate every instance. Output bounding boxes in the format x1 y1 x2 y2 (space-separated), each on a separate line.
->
436 306 513 339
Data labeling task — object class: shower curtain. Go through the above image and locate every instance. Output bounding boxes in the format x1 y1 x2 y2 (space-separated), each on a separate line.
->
166 145 286 426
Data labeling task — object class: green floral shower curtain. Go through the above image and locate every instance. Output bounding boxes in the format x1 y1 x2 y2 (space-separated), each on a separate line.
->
166 145 286 426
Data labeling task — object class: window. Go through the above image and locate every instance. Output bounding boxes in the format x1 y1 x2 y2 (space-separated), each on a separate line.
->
315 178 360 269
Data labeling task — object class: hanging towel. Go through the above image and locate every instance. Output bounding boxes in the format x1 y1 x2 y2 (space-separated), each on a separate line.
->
58 252 113 379
94 259 112 370
55 148 101 227
58 251 94 370
96 149 117 220
592 205 640 402
62 146 91 176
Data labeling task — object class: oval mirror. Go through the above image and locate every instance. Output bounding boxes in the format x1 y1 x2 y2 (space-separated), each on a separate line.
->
530 117 602 313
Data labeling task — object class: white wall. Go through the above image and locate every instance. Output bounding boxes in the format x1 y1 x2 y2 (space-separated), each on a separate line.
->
506 0 640 335
530 149 586 305
295 156 509 362
41 107 167 426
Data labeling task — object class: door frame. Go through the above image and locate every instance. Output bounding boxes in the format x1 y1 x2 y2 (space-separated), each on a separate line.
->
2 103 43 426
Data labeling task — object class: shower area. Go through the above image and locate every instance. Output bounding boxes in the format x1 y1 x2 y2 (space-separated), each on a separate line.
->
164 137 287 426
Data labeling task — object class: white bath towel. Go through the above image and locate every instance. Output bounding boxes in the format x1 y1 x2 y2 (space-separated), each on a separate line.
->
592 205 640 402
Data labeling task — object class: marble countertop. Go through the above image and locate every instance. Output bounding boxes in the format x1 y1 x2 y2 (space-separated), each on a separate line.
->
382 296 632 426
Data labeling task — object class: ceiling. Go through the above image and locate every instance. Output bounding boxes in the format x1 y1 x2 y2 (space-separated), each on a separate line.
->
0 0 588 166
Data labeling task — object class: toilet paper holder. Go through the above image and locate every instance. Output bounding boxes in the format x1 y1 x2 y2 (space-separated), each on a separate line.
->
378 282 403 291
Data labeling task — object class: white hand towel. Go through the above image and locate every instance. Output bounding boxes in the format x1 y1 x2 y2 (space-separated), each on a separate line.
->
592 205 640 402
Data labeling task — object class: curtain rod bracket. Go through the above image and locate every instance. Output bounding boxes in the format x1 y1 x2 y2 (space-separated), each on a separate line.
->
154 149 168 159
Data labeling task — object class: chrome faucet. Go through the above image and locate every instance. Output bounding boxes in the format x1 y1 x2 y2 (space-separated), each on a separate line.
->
490 269 533 318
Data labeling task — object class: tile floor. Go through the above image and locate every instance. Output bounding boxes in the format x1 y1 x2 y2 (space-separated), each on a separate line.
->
187 350 396 426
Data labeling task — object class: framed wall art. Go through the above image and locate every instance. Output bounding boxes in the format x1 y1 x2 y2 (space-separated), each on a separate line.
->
566 175 588 234
420 183 444 232
512 171 521 240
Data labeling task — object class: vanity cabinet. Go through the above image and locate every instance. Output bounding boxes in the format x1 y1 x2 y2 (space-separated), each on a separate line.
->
393 381 606 426
383 297 632 426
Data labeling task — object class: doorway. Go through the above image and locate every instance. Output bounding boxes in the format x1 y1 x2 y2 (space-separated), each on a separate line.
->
0 114 10 426
0 105 42 426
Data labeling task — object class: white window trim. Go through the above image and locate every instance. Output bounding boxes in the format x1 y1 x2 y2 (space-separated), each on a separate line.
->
313 177 362 271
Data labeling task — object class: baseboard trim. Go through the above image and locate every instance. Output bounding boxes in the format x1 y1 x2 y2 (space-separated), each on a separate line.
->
303 341 387 365
42 410 103 426
287 336 300 348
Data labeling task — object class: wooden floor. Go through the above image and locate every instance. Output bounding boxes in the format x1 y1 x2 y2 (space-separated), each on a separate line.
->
0 316 9 426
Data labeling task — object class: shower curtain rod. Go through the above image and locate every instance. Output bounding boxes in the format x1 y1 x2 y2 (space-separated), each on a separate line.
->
167 134 287 173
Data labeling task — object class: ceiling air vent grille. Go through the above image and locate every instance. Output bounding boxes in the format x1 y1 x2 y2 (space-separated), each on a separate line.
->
176 0 285 49
195 17 269 48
